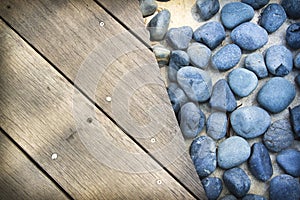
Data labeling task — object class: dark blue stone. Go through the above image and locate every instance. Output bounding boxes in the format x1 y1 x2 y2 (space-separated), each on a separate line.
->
223 167 251 198
147 9 171 41
220 195 237 200
211 44 241 71
187 43 211 69
201 177 223 200
263 119 295 152
269 174 300 200
290 105 300 138
257 77 296 113
265 45 293 77
166 26 193 50
286 23 300 49
294 52 300 69
259 4 287 33
244 52 268 79
221 2 254 29
248 143 273 182
206 112 227 140
242 194 266 200
281 0 300 19
168 50 189 82
196 0 220 20
296 74 300 87
242 0 270 9
178 102 205 138
209 79 237 112
139 0 157 17
167 83 188 114
193 21 226 49
277 149 300 177
231 22 268 51
190 136 217 178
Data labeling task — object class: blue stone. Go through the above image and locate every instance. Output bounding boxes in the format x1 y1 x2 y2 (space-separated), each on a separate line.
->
193 21 226 49
178 102 205 138
290 105 300 138
196 0 220 20
228 68 258 97
147 9 171 41
177 67 212 102
231 22 268 51
296 74 300 87
190 136 217 178
139 0 157 17
209 79 237 112
294 52 300 69
201 177 223 200
223 167 251 198
217 136 250 169
286 23 300 49
265 45 293 77
263 119 294 152
242 194 267 200
221 2 254 29
269 174 300 200
206 112 228 140
187 43 211 69
248 143 273 182
230 106 271 139
242 0 270 9
259 4 287 33
168 50 189 82
211 44 241 71
281 0 300 19
167 83 188 114
166 26 193 50
244 52 268 79
220 195 237 200
257 77 296 113
277 149 300 177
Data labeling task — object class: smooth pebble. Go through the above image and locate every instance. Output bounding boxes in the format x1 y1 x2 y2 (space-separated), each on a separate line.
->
187 43 211 69
286 23 300 49
201 177 223 200
139 0 157 17
290 105 300 138
277 149 300 177
294 52 300 69
167 83 188 114
147 9 171 41
269 174 300 200
211 44 241 71
244 52 268 79
153 44 170 66
196 0 220 20
166 26 193 50
281 0 300 19
242 0 270 9
206 112 228 140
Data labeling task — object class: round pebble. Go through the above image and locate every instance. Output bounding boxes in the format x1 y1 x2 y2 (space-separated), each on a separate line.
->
139 0 157 17
265 45 293 77
242 0 270 9
166 26 193 50
281 0 300 19
277 149 300 177
263 119 295 152
206 112 228 140
152 44 170 66
167 83 188 114
209 79 237 112
177 66 212 102
248 143 273 182
187 43 211 69
228 68 258 97
244 52 268 79
193 21 226 49
196 0 220 20
201 177 223 200
168 50 189 82
211 44 241 71
147 9 171 41
290 105 300 138
231 22 268 51
178 102 205 138
242 194 266 200
286 23 300 49
257 77 296 113
294 52 300 69
217 136 251 169
230 106 271 139
259 3 287 33
223 167 251 198
190 136 217 178
269 174 300 200
221 2 254 29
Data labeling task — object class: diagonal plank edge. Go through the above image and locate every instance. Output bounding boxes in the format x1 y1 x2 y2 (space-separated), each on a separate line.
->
0 0 205 199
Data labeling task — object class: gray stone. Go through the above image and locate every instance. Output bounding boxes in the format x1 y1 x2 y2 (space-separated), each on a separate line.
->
147 9 171 41
196 0 220 20
217 136 251 169
139 0 157 17
290 105 300 138
166 26 193 50
242 0 270 9
244 52 268 79
206 112 228 140
277 149 300 177
230 106 271 139
187 43 211 69
201 177 223 200
211 44 241 71
168 50 189 82
152 44 170 66
177 67 212 102
269 174 300 200
167 83 188 114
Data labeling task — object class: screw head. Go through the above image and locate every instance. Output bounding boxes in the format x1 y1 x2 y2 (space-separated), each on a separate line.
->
99 21 105 27
51 153 58 160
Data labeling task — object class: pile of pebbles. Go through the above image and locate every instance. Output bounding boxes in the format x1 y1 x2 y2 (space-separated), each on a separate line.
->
140 0 300 199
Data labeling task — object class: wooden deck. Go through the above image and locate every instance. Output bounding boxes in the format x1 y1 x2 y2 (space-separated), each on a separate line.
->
0 1 206 199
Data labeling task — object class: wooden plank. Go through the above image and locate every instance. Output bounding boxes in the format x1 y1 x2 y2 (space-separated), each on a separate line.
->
0 0 205 198
0 20 196 199
0 130 69 200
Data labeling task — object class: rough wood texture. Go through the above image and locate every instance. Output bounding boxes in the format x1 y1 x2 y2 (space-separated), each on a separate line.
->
0 20 196 199
0 0 205 198
0 130 68 200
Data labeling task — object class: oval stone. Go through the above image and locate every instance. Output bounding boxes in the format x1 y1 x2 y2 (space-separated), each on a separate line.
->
211 44 241 71
177 67 212 102
196 0 220 20
187 43 211 69
217 136 251 169
269 174 300 200
166 26 193 50
167 83 188 114
281 0 300 19
201 177 223 200
277 149 300 177
257 77 296 113
244 52 268 79
286 22 300 49
206 112 228 140
139 0 157 17
147 9 171 41
242 0 270 10
231 22 268 51
190 136 217 178
230 106 271 139
168 50 189 82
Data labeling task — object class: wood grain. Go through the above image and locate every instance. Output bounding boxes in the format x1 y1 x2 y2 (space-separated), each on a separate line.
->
0 0 205 198
0 20 196 199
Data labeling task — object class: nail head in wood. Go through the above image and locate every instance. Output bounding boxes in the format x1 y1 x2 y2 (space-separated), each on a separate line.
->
51 153 58 160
